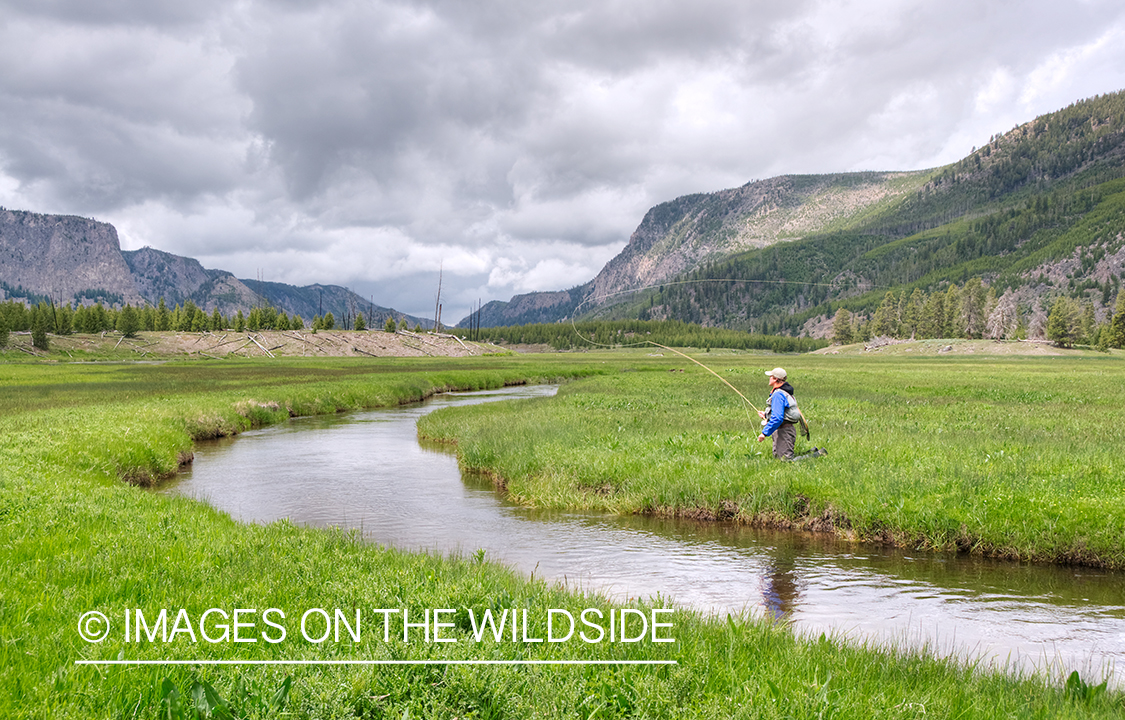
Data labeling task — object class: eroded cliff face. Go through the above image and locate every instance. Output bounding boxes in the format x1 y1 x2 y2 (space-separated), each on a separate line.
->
589 172 928 302
0 209 143 304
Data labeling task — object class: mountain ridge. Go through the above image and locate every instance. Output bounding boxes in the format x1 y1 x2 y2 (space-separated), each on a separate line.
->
0 209 429 328
463 90 1125 337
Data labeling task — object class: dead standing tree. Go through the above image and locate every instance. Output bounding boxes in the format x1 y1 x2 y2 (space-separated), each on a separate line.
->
433 261 443 333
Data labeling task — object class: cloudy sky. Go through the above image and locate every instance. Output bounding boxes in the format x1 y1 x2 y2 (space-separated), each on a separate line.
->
3 1 1125 321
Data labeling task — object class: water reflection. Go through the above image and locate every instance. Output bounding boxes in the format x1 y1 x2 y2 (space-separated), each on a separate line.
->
761 549 800 620
159 385 1123 686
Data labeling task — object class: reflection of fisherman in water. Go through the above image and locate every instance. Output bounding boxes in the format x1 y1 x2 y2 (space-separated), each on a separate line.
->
760 550 800 620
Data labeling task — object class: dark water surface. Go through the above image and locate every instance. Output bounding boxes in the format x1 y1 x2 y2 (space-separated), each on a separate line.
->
160 385 1124 686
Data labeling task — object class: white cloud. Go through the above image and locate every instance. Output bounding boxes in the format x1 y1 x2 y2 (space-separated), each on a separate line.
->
2 0 1125 322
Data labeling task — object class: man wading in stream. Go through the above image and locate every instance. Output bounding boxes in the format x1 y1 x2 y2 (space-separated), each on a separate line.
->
756 367 804 460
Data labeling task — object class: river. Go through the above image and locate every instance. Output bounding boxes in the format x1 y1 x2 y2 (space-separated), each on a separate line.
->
159 385 1124 686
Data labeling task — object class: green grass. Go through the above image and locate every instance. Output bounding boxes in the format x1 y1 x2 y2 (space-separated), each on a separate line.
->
419 353 1125 569
1 354 1122 718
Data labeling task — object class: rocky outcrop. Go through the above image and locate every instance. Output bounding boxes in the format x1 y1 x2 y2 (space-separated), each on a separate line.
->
0 209 143 304
590 172 928 302
0 208 426 326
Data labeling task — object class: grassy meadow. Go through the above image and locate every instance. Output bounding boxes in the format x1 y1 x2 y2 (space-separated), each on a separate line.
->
420 351 1125 569
0 352 1122 718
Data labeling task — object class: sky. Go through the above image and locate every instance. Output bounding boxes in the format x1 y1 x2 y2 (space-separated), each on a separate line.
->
2 1 1125 322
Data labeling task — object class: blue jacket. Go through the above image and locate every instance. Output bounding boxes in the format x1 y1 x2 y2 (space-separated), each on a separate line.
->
761 390 791 437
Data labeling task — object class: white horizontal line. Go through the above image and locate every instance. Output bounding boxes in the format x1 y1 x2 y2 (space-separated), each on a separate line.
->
75 659 678 666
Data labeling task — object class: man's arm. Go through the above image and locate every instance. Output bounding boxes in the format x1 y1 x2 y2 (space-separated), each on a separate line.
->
760 392 787 437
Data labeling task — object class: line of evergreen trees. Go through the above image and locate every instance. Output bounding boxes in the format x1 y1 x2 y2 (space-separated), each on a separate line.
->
830 279 1125 350
0 298 322 346
0 297 407 353
453 319 827 353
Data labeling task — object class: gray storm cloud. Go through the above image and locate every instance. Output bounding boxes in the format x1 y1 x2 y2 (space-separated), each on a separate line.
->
2 0 1124 318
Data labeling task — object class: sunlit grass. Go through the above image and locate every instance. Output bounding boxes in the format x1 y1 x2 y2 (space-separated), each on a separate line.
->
0 354 1121 717
420 354 1125 568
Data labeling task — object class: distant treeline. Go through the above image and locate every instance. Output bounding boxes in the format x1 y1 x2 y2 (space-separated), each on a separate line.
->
453 319 827 352
0 298 310 335
829 277 1125 350
0 298 385 351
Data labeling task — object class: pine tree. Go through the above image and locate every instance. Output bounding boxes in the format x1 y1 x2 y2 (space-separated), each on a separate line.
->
354 312 366 331
1079 302 1097 344
831 308 853 345
141 305 156 331
960 278 988 338
1095 323 1111 352
901 288 925 338
260 306 278 330
55 304 74 335
985 290 1018 340
944 284 963 337
116 304 140 338
177 302 197 331
31 306 50 351
869 291 898 337
322 312 335 330
212 308 223 331
0 313 8 348
919 291 945 338
2 303 28 332
1046 297 1081 347
384 316 396 333
1110 290 1125 349
155 298 171 331
73 306 88 334
92 302 110 333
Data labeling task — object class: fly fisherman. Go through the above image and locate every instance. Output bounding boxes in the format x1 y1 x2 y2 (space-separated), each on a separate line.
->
757 367 800 460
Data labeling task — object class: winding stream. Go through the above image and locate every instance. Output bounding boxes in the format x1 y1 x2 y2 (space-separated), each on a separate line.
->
160 385 1124 686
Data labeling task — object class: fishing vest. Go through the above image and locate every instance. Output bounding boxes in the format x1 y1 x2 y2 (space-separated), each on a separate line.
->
771 388 803 424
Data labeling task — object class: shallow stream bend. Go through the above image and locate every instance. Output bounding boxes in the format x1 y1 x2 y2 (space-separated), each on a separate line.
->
161 385 1124 686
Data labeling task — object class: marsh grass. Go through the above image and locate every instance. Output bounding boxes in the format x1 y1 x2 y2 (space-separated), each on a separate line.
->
419 354 1125 568
1 354 1121 717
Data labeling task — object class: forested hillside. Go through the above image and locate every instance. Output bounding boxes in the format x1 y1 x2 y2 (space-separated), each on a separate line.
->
591 91 1125 346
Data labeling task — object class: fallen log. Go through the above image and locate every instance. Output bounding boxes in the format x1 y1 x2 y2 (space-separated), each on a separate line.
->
247 334 275 358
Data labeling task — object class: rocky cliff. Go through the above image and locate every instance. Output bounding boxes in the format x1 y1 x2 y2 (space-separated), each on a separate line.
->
588 172 929 302
0 209 143 305
0 208 425 326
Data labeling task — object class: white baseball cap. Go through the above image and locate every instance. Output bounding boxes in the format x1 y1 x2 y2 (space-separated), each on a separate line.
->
765 367 787 380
